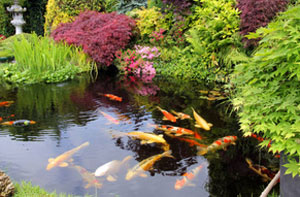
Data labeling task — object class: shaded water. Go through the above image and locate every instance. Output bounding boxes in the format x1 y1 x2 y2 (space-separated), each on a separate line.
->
0 74 279 197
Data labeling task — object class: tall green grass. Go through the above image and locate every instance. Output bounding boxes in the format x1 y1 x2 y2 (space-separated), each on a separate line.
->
0 33 96 84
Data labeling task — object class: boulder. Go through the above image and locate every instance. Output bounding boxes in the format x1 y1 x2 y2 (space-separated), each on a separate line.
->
0 170 14 197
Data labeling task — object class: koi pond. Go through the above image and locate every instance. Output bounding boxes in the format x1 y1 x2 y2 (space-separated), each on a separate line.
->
0 73 279 197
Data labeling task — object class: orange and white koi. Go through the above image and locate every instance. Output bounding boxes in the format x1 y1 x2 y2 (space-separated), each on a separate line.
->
174 161 208 190
1 120 36 126
46 142 90 170
197 136 237 155
98 110 120 125
155 125 195 137
246 158 278 182
0 101 14 107
126 150 174 180
99 93 122 102
71 164 102 189
191 107 212 131
94 155 132 182
157 106 177 123
170 110 192 120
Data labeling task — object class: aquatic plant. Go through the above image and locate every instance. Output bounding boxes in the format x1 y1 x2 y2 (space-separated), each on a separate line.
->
51 11 136 67
237 0 289 48
0 33 94 84
232 5 300 177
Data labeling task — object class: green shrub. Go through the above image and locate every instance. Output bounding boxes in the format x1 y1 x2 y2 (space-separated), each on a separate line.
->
0 33 95 84
44 0 104 35
232 4 300 177
182 0 241 82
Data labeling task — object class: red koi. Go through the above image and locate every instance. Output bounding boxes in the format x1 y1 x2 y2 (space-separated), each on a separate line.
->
157 106 177 123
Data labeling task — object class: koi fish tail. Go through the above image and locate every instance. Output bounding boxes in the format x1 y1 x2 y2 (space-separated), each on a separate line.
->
245 158 253 167
162 150 175 159
197 147 208 156
156 106 163 112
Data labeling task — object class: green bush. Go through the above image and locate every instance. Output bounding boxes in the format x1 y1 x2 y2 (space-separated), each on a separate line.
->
44 0 104 35
183 0 241 82
0 33 95 84
232 4 300 177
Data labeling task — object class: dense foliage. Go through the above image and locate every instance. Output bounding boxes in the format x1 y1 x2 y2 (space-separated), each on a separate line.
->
232 5 300 177
44 0 103 35
51 11 136 67
0 0 15 36
0 33 93 84
237 0 289 48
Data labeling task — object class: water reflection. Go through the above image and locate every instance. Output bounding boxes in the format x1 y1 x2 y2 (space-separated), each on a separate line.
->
0 74 279 196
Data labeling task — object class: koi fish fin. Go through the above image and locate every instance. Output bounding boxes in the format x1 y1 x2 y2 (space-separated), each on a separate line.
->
208 123 213 127
162 116 168 121
158 134 164 138
84 183 92 189
59 162 69 167
107 175 117 182
195 124 202 128
175 133 183 136
186 182 196 187
48 158 54 162
197 148 207 156
139 173 148 178
141 140 155 144
170 110 178 115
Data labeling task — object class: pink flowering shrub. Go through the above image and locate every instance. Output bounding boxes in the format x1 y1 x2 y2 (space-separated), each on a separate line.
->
149 24 185 47
115 45 160 83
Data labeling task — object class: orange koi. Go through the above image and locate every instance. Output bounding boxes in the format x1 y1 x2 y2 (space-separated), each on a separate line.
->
174 162 208 190
157 106 177 123
170 110 192 120
197 136 237 155
0 117 2 122
0 101 14 107
99 93 122 102
164 133 206 148
98 110 120 125
1 120 36 126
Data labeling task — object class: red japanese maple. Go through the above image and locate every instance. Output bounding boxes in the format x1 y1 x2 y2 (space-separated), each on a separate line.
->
51 11 136 66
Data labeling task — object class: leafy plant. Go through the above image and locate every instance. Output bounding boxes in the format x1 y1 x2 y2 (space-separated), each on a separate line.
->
183 0 241 82
237 0 289 48
232 4 300 177
51 11 136 67
113 0 147 14
0 33 94 84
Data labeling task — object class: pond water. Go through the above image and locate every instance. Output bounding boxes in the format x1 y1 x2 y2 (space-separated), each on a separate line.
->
0 73 279 197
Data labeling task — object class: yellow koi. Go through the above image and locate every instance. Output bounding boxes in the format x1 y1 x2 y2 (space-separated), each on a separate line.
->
125 150 174 180
191 107 212 131
46 142 90 170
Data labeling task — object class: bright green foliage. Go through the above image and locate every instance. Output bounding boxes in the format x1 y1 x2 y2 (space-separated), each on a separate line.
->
56 0 104 16
135 7 172 42
44 0 103 35
0 33 95 84
232 5 300 177
184 0 241 81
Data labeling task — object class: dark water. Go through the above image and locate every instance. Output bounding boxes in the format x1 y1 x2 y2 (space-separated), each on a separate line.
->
0 74 279 197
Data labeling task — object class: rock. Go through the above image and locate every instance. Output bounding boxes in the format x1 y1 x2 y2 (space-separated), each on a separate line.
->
0 170 14 197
